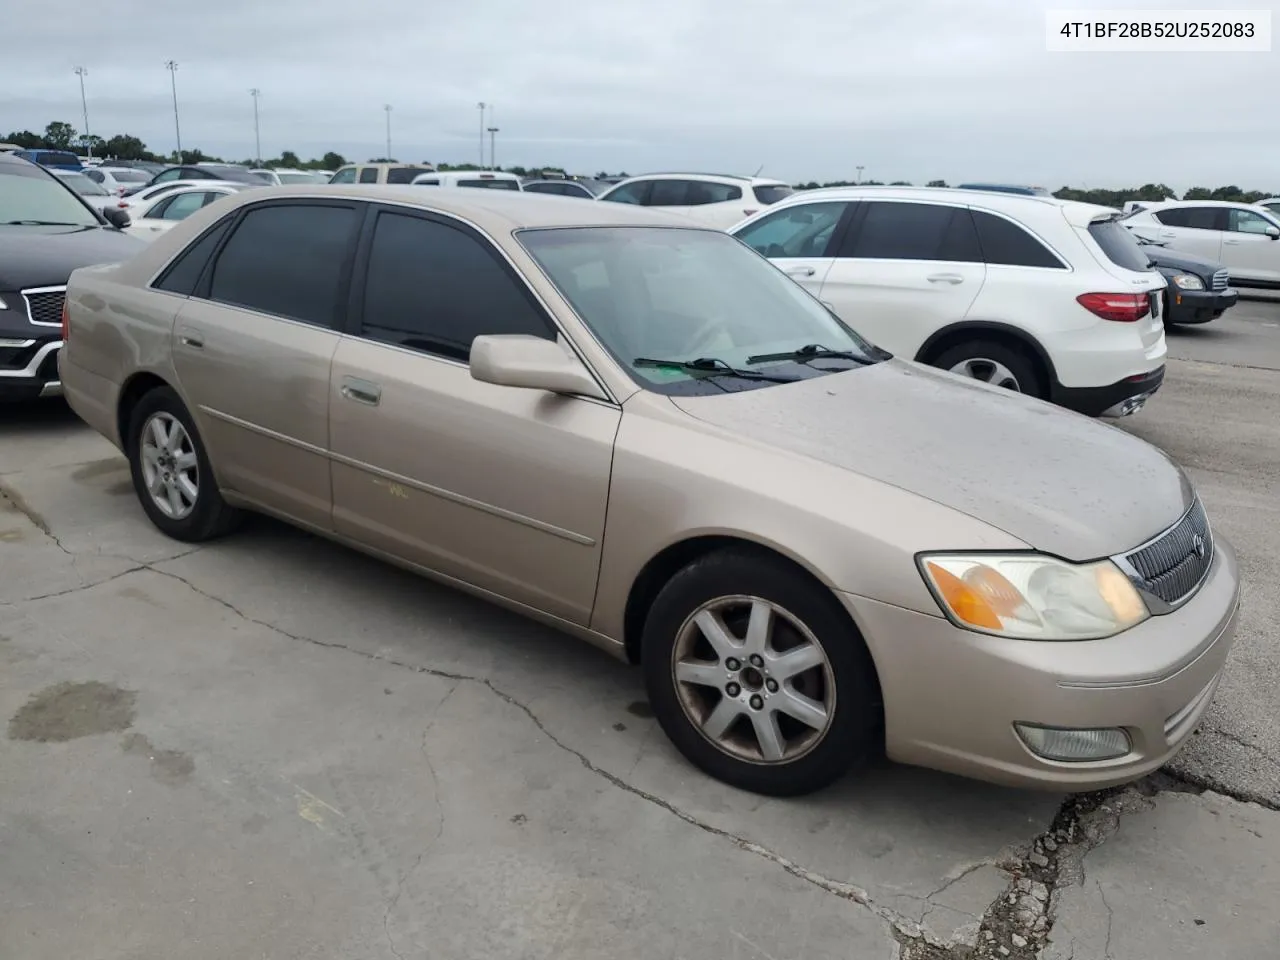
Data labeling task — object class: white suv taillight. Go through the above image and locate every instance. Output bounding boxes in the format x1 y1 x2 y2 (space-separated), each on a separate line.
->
1076 292 1151 323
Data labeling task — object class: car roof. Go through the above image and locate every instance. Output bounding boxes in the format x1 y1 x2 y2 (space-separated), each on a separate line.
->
769 184 1120 228
612 172 788 187
1136 199 1261 209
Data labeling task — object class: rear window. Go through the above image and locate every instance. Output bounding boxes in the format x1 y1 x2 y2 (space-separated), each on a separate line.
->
37 151 81 167
108 169 149 182
1088 219 1154 273
457 178 519 190
753 184 794 205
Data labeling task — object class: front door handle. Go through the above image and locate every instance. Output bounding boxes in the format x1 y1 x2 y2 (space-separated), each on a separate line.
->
784 266 816 277
340 376 381 406
927 273 964 284
1159 232 1177 240
1223 238 1241 245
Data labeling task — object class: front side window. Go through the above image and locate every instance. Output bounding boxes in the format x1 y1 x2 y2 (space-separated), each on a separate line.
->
840 202 981 262
519 226 883 396
158 191 211 221
1155 207 1223 230
386 166 434 185
358 167 379 184
972 210 1064 268
0 163 101 226
734 202 847 258
208 203 358 327
599 181 651 205
153 169 183 183
359 211 554 362
1228 208 1278 234
329 167 358 184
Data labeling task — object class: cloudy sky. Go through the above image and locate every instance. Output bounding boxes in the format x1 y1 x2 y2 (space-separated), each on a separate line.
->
6 0 1274 190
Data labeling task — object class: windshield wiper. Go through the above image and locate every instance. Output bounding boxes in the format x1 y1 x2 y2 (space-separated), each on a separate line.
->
2 219 86 226
746 343 872 366
633 356 798 383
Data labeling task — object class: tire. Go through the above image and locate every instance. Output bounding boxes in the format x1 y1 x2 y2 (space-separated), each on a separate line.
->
126 386 242 542
641 548 881 796
931 339 1044 398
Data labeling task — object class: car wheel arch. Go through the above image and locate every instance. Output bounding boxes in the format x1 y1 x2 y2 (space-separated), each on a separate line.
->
116 371 173 448
619 533 878 681
915 321 1057 387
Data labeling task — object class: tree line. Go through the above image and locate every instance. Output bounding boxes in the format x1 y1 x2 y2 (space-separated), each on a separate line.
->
6 123 1275 203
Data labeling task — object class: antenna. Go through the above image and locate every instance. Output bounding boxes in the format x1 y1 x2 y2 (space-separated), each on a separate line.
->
752 163 765 176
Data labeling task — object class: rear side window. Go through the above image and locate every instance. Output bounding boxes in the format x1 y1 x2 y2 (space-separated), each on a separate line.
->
153 219 233 295
414 179 440 186
840 202 982 262
971 211 1065 268
208 203 358 327
359 211 554 361
1155 207 1223 230
386 166 433 184
358 167 379 184
753 184 794 205
649 180 742 206
1087 219 1153 273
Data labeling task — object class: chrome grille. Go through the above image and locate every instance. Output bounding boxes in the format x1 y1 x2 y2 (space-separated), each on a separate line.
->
1124 499 1212 607
1211 269 1229 291
22 286 66 327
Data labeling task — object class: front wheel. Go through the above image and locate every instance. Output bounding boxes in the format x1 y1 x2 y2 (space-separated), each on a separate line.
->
642 548 881 796
126 386 242 542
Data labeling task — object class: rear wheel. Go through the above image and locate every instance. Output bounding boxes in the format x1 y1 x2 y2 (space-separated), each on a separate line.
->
932 339 1044 398
642 548 881 796
126 386 242 542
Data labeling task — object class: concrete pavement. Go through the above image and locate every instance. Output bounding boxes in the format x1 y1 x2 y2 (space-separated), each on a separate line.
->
2 299 1280 960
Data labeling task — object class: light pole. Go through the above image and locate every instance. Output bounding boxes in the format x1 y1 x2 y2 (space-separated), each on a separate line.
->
487 127 499 171
165 61 182 162
383 104 392 161
476 102 486 167
249 89 261 166
855 165 864 185
73 67 91 158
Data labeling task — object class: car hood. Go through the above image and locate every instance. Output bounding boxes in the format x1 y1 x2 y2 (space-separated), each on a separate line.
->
1142 244 1222 276
0 225 144 290
670 359 1193 561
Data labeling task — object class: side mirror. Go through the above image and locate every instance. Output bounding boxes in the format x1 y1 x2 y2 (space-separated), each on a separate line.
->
102 206 131 229
1266 225 1279 239
470 334 607 400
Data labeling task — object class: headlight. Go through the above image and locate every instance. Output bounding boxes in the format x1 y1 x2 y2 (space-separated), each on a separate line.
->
1171 274 1204 290
919 553 1149 640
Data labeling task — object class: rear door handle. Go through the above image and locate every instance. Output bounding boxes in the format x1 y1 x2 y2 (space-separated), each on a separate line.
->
1223 239 1241 245
340 376 381 406
177 326 204 349
927 273 964 284
784 266 816 277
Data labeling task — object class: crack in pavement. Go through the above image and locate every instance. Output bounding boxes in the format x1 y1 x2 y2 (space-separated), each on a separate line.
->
1097 879 1115 960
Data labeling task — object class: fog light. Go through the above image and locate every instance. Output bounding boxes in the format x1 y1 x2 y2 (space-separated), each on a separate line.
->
1015 723 1131 762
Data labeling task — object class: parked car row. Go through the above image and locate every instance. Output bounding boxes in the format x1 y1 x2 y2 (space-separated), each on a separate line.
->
50 185 1241 799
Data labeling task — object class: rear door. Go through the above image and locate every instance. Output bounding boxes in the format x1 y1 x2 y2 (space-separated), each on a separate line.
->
1150 206 1225 262
1221 207 1280 283
818 200 986 356
168 199 362 529
328 206 619 624
732 200 852 297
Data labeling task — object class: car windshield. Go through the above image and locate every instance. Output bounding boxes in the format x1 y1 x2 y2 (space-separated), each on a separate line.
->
58 172 110 196
753 184 795 205
0 164 101 225
276 171 316 184
197 165 267 184
518 226 884 396
458 178 520 190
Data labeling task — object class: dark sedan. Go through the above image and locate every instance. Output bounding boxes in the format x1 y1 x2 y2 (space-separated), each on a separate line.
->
1136 237 1238 325
0 154 144 401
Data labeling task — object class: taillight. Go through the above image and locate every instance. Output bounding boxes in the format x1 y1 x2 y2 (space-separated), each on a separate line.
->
61 299 70 340
1076 292 1150 323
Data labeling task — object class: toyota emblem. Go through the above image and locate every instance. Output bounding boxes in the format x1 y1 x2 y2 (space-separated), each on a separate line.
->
1193 533 1207 560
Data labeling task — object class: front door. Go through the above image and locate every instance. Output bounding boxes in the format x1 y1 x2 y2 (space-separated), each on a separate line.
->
733 200 851 299
328 206 619 624
1222 207 1280 284
170 199 362 529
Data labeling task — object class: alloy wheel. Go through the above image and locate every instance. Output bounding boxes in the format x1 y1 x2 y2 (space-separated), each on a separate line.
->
139 412 199 520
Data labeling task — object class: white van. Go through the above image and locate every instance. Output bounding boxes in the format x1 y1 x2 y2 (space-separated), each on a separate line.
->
410 170 522 191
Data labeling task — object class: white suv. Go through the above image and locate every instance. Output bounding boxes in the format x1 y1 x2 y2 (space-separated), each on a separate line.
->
729 186 1167 417
1122 200 1280 288
597 173 794 228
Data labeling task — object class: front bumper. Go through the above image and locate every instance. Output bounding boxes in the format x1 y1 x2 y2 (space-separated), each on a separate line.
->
842 536 1240 791
1165 287 1238 325
1052 364 1165 418
0 337 63 401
